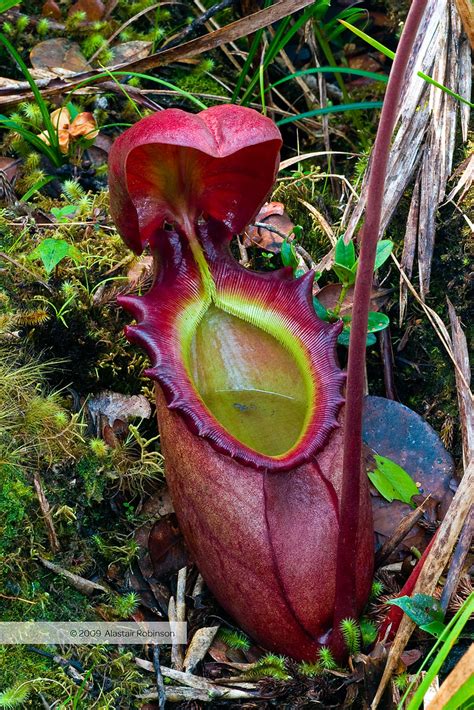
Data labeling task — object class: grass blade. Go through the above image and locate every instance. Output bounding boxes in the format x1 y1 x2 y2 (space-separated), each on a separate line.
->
20 175 55 202
0 116 60 164
400 593 474 710
269 66 389 90
339 19 474 108
276 101 383 126
68 71 207 110
0 32 62 163
0 0 21 10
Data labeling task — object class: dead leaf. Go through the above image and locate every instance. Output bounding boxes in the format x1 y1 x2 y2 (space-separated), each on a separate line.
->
147 515 190 580
87 390 152 428
127 256 154 284
0 157 20 183
363 396 456 560
30 39 91 72
244 201 294 252
42 0 62 18
106 41 152 65
400 649 422 667
68 0 105 21
347 53 386 72
68 111 99 140
316 284 392 316
142 485 174 518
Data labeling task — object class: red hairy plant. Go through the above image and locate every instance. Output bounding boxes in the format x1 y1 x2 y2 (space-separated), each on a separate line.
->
109 105 373 661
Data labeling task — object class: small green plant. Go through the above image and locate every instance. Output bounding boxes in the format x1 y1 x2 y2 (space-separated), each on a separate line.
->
318 646 337 670
108 592 140 618
312 235 393 348
298 661 323 677
29 238 82 276
371 580 384 599
0 683 30 708
216 627 251 651
246 654 290 681
360 618 378 646
394 672 409 691
340 617 361 655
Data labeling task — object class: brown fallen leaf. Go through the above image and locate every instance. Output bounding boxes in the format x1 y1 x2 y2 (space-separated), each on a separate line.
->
244 201 295 252
347 53 386 72
106 41 152 66
147 515 190 580
68 0 105 21
316 284 392 317
87 390 152 429
0 157 20 183
30 39 91 72
42 0 61 19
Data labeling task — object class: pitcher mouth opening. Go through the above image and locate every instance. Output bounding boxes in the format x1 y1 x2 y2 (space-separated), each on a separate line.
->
185 304 312 459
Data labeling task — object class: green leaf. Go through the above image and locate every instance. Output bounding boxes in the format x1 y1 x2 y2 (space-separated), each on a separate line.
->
281 239 299 270
368 453 419 505
29 238 81 274
387 594 445 637
335 235 356 269
0 0 21 11
374 240 393 270
269 66 388 91
338 329 376 348
51 205 78 222
366 312 390 332
402 594 474 710
313 297 329 320
333 263 356 286
342 312 389 333
66 101 80 120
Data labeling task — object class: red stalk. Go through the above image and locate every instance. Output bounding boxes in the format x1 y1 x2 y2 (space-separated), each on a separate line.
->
333 0 430 634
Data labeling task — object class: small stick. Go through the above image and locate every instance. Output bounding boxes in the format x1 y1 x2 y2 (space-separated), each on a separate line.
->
236 235 249 267
249 222 318 271
0 251 53 294
168 596 183 671
33 473 60 553
426 644 474 710
372 460 474 708
38 558 109 596
379 326 397 401
152 646 166 710
440 510 473 612
176 567 187 625
164 0 236 49
0 593 35 604
375 496 431 567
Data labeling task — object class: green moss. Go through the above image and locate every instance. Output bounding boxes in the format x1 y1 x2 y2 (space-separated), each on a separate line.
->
0 646 52 691
172 69 222 105
76 456 107 503
0 465 32 555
